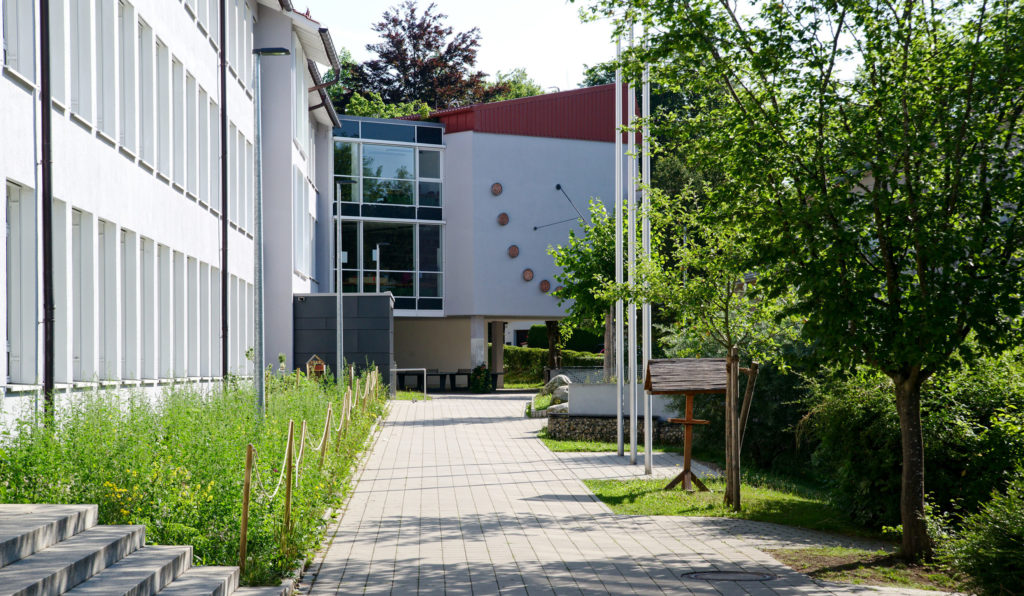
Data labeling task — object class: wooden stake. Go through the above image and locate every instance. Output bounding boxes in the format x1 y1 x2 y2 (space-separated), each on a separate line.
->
295 420 308 479
738 362 760 452
319 404 332 470
239 443 254 573
283 420 295 536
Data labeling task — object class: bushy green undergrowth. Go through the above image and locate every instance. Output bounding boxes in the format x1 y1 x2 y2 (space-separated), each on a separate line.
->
802 349 1024 528
938 471 1024 595
503 345 603 383
0 371 387 586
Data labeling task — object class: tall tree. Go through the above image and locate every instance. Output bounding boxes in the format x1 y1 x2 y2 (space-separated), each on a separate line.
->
357 1 502 108
550 200 619 375
585 0 1024 560
483 68 545 102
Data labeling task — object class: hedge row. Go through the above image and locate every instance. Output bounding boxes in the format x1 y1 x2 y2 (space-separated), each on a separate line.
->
503 345 603 383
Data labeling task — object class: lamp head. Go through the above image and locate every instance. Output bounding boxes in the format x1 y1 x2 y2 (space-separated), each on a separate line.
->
253 47 291 56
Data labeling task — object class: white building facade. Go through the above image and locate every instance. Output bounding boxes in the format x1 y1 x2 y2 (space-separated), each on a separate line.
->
330 86 622 386
1 0 337 409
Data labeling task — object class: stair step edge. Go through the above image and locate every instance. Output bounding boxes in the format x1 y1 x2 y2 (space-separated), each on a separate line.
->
0 505 99 568
157 565 240 596
0 524 146 596
63 544 192 596
232 579 293 596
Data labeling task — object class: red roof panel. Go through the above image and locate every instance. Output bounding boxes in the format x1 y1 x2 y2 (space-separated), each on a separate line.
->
431 84 635 143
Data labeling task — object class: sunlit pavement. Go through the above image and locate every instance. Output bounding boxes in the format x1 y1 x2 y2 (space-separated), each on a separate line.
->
300 392 945 595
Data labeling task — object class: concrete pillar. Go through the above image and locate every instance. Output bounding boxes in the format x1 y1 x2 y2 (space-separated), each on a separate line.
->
469 315 486 367
489 321 505 388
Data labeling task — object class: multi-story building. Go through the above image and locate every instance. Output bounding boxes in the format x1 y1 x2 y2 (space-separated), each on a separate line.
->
323 86 622 386
1 0 338 413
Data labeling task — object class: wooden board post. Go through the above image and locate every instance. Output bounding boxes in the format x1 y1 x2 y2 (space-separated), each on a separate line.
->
664 394 710 492
645 358 727 493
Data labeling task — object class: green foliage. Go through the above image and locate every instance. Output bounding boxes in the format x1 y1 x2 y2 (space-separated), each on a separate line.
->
345 92 432 119
587 0 1024 558
939 471 1024 596
525 324 601 353
672 359 816 475
549 200 618 332
621 189 799 364
468 365 492 393
801 349 1024 528
483 68 544 102
503 345 603 384
0 371 387 586
526 324 548 349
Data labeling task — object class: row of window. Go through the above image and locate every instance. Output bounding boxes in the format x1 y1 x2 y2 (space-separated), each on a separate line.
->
334 220 443 301
335 142 443 208
3 0 256 234
2 0 254 92
293 167 315 278
4 182 254 385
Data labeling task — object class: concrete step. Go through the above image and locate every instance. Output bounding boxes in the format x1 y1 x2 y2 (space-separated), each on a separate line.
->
155 566 239 596
233 586 292 596
0 505 99 568
0 524 146 596
63 545 191 595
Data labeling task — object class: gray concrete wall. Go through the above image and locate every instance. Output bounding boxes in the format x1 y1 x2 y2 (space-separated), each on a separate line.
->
293 293 394 385
443 132 616 319
568 383 679 420
394 317 472 371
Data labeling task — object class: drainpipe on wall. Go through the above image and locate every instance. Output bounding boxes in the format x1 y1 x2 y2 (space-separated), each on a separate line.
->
219 0 229 378
40 0 56 420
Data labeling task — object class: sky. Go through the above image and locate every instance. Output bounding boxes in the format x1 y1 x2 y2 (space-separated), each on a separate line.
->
298 0 617 92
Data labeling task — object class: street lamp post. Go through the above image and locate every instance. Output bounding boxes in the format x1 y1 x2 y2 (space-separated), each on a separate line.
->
374 242 390 293
252 46 289 419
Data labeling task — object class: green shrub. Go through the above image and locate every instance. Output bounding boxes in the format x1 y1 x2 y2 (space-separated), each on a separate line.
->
939 470 1024 595
503 345 603 383
525 324 602 353
526 325 548 349
802 348 1024 528
801 370 903 527
469 364 492 393
0 370 387 586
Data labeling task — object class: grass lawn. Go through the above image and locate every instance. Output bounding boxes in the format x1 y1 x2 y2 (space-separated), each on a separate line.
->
584 476 879 540
533 394 553 411
768 547 964 592
394 390 431 401
537 426 678 453
505 381 544 390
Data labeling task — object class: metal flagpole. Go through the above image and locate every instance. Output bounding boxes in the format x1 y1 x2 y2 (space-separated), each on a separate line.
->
642 42 653 475
614 38 625 457
627 23 638 465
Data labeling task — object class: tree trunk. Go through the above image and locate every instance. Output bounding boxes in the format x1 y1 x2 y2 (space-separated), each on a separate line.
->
545 320 562 370
893 371 932 561
604 305 614 381
724 348 741 511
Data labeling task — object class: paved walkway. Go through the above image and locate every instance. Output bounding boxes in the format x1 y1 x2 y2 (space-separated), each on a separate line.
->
300 393 941 595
